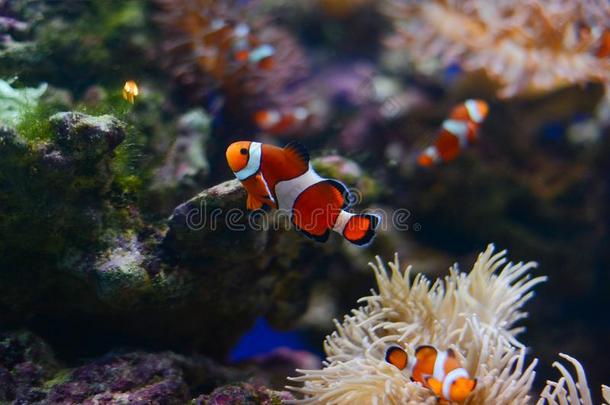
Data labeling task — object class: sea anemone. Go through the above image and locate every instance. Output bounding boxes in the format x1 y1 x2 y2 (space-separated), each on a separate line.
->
156 0 308 116
387 0 610 98
537 354 610 405
288 245 608 404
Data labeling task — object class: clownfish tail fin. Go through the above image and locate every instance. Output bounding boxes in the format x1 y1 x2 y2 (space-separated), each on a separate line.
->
342 212 380 247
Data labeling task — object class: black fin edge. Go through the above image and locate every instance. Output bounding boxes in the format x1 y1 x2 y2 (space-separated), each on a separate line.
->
324 179 351 209
284 141 310 164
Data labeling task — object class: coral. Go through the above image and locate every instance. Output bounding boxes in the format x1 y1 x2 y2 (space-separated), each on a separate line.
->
0 79 47 126
156 0 309 117
387 0 610 98
11 0 152 93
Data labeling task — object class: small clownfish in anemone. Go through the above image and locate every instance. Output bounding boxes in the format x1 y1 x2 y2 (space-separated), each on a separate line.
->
226 141 380 246
417 99 489 167
385 345 477 403
254 106 310 136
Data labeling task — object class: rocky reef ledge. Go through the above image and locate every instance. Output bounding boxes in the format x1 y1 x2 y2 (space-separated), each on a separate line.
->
0 111 318 360
0 330 294 404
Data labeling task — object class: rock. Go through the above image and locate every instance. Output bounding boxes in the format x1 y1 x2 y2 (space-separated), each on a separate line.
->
0 330 299 404
164 179 269 263
148 109 211 215
49 111 125 160
0 331 59 403
46 352 190 405
192 383 294 405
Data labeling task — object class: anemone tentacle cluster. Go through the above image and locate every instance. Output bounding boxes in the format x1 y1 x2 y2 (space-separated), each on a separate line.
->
289 245 608 404
156 0 308 112
387 0 610 98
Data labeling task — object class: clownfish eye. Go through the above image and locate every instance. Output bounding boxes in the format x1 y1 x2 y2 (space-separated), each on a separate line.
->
240 148 248 155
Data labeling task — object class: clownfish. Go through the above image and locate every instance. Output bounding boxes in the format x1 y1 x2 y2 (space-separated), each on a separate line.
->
596 29 610 58
417 99 489 167
122 80 139 104
226 141 380 246
254 107 310 135
385 345 477 403
208 18 275 71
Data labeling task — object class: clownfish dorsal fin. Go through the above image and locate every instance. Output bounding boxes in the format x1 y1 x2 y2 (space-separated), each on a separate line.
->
283 141 310 173
415 345 437 356
446 348 456 358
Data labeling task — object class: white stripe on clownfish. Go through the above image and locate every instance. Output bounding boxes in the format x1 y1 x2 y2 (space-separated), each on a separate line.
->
235 142 262 181
261 110 282 127
433 350 448 381
275 164 324 214
249 44 275 63
421 146 441 163
210 18 227 31
442 119 469 147
233 23 250 38
293 107 310 121
465 99 484 123
332 210 355 233
442 368 470 400
259 171 275 204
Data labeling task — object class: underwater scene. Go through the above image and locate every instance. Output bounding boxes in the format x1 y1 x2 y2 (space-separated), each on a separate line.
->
1 0 610 403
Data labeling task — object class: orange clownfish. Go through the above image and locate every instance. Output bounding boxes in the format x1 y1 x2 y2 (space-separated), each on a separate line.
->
385 345 477 403
254 107 310 135
226 141 380 246
417 99 489 167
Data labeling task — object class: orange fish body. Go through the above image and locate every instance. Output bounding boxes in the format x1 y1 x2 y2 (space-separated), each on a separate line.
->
226 141 380 246
417 99 489 167
596 29 610 58
254 107 310 135
385 345 477 403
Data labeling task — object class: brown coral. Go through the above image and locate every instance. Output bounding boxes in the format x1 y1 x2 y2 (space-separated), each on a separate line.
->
156 0 309 115
387 0 610 98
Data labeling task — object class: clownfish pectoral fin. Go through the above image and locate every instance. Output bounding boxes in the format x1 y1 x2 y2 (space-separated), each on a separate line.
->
385 346 409 370
245 173 275 210
246 193 264 210
415 345 437 356
424 377 443 398
342 213 380 247
283 141 310 173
